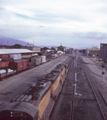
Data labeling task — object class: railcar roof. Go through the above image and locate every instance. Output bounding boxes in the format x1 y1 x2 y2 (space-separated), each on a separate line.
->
13 81 52 106
34 81 52 105
0 102 38 117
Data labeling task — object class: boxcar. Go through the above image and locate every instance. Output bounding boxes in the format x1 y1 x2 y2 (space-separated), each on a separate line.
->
0 61 9 69
22 60 27 70
26 58 31 62
9 59 27 72
0 54 9 60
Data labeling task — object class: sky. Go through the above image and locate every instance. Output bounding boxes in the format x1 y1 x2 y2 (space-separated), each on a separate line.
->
0 0 107 48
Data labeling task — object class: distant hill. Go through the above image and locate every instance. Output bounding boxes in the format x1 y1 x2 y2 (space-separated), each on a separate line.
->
0 36 71 49
0 36 33 46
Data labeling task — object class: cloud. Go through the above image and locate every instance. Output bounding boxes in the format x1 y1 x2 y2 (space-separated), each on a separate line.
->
0 0 107 48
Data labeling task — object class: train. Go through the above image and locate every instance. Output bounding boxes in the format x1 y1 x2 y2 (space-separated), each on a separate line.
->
0 55 55 80
0 63 68 120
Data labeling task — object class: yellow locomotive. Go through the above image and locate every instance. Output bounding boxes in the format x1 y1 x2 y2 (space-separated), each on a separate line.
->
0 64 68 120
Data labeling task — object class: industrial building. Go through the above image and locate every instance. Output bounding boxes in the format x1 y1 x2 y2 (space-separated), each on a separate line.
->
0 49 37 59
86 48 100 57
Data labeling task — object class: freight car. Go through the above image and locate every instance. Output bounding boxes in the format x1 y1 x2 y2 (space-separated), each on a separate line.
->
0 59 27 80
0 61 9 68
0 56 42 80
9 59 27 72
0 69 17 80
31 56 42 66
0 54 9 60
27 56 46 68
0 54 61 81
0 63 68 120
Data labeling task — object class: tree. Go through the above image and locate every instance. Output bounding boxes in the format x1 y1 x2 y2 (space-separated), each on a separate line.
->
10 44 23 48
51 47 55 50
41 47 49 51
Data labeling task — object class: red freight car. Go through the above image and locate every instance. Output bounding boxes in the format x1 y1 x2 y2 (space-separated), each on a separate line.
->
0 61 9 68
0 54 9 60
26 58 31 62
3 58 14 62
22 60 27 70
9 60 27 72
9 61 23 72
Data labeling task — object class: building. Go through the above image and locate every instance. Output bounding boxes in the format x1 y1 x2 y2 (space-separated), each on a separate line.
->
100 43 107 61
65 48 73 54
57 45 66 52
79 49 86 54
32 46 41 52
0 49 37 59
86 48 100 57
26 46 41 53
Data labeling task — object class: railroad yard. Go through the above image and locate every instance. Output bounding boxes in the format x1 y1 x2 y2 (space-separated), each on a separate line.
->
0 0 107 119
50 54 107 120
0 53 107 120
0 55 68 109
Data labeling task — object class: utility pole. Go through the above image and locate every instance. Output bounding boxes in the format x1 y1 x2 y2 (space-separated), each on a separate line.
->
75 50 78 67
33 41 34 47
102 64 105 82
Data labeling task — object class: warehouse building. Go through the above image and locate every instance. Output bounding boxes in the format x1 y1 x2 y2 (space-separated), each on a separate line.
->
0 49 37 60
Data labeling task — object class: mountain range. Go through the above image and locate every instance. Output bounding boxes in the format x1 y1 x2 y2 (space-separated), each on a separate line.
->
0 36 32 46
0 36 70 49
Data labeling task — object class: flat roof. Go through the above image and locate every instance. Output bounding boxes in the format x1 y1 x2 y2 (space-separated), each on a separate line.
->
86 48 100 51
0 49 36 54
100 43 107 46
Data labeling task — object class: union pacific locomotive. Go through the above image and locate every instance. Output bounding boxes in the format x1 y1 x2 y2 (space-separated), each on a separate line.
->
0 63 68 120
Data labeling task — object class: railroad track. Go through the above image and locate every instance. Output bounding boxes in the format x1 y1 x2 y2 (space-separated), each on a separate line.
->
82 58 107 120
49 55 74 120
